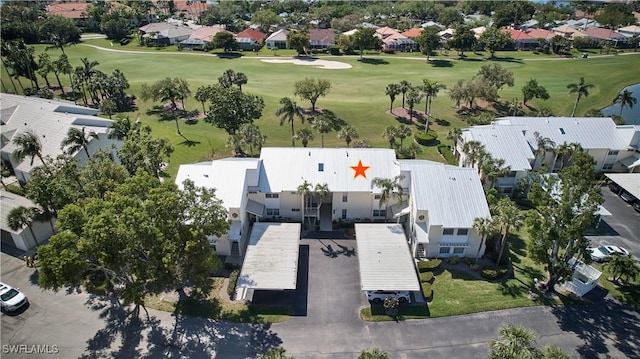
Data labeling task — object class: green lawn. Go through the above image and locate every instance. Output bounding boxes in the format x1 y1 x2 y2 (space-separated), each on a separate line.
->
593 263 640 309
4 40 640 178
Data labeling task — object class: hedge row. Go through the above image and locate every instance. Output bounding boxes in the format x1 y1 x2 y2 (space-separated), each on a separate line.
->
421 283 433 299
417 259 442 272
481 267 509 280
437 145 457 165
419 271 434 282
414 131 439 146
227 269 239 298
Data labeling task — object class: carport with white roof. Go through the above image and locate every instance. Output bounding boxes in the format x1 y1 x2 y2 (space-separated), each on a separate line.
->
236 222 301 300
355 223 420 292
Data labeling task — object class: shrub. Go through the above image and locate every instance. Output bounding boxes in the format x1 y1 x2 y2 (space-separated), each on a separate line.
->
414 131 438 146
417 259 442 272
383 296 399 309
481 266 509 280
227 269 239 298
382 48 395 54
328 45 341 55
421 283 433 299
437 145 457 165
463 257 474 265
6 184 25 196
419 271 434 282
470 263 480 271
448 255 460 265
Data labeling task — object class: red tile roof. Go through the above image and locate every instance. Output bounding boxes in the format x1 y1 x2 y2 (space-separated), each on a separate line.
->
526 28 555 40
46 2 90 20
309 28 335 43
235 28 267 42
501 28 536 41
189 26 232 42
583 27 627 40
401 28 423 38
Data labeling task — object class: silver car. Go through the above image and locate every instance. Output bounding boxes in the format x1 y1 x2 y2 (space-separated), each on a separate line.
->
0 282 28 312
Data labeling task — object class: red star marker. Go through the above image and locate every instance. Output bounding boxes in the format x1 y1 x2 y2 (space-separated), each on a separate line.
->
351 160 370 179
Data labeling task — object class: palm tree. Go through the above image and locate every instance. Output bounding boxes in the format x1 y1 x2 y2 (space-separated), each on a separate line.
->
422 79 446 133
108 115 133 140
370 175 405 219
226 133 246 156
567 77 594 117
481 157 510 189
382 126 398 149
297 180 313 224
489 323 539 359
310 112 340 148
399 80 411 108
462 140 486 169
276 97 305 146
194 85 212 113
7 206 42 246
447 128 462 149
405 87 421 124
313 183 330 224
533 131 556 170
337 125 359 147
61 127 99 159
233 72 248 91
493 198 525 267
473 217 494 263
395 124 412 151
12 130 47 169
612 89 637 117
385 83 401 113
293 128 314 148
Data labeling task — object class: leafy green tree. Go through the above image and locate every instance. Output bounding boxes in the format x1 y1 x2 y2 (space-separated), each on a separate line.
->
13 130 48 170
567 77 595 117
550 35 569 55
477 63 514 91
492 1 536 28
40 15 81 54
594 3 635 29
286 29 310 54
37 52 54 88
521 79 550 105
61 127 99 159
7 206 42 246
211 31 238 52
448 79 465 108
605 254 639 284
416 26 440 62
276 97 305 146
358 348 388 359
294 77 331 113
258 346 294 359
337 125 359 147
448 24 476 57
385 83 401 112
251 10 281 33
293 128 314 148
118 125 174 178
527 146 602 291
612 89 637 117
78 150 129 199
370 175 405 218
100 9 132 41
351 27 381 59
493 198 525 266
479 27 514 58
140 77 190 135
204 85 265 135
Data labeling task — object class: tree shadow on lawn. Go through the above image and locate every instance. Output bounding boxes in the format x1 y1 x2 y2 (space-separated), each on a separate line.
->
178 139 200 147
489 56 524 64
81 294 283 359
429 59 453 67
552 287 640 358
357 58 389 65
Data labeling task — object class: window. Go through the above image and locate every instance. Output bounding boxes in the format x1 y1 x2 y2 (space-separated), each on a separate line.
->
374 194 381 200
342 193 348 202
453 247 465 254
501 187 513 194
506 171 517 178
439 247 450 254
608 150 619 156
373 210 386 217
318 163 324 171
602 163 614 170
457 228 468 236
266 208 280 216
443 228 454 235
291 208 300 212
265 193 279 199
341 209 347 219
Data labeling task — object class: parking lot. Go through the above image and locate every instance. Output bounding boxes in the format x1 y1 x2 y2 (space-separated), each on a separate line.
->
586 185 640 259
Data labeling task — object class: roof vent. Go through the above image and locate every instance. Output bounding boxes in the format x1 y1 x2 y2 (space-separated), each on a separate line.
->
559 128 566 135
203 174 209 178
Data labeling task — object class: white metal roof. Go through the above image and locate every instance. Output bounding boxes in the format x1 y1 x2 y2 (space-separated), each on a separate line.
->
355 223 420 291
1 94 113 174
258 147 401 193
605 173 640 199
0 190 39 234
237 223 301 290
463 125 535 171
400 161 491 228
495 117 629 150
175 158 260 209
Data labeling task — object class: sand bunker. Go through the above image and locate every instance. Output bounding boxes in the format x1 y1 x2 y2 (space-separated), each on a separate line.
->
260 58 352 70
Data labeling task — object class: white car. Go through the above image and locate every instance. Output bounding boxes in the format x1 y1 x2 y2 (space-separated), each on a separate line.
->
589 245 630 262
0 282 28 312
366 290 410 304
